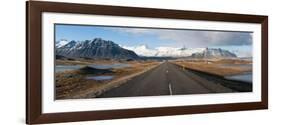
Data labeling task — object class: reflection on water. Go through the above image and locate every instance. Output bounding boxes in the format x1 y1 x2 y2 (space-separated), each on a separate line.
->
89 63 130 69
220 63 252 83
56 63 131 73
86 76 114 81
55 65 82 73
221 64 252 68
225 72 252 83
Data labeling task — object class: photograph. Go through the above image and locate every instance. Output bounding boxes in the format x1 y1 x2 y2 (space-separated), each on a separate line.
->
55 24 253 100
26 1 268 124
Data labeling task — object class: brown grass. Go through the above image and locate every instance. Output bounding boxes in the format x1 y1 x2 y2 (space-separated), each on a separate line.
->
55 61 160 99
213 59 252 64
173 59 252 76
56 59 145 65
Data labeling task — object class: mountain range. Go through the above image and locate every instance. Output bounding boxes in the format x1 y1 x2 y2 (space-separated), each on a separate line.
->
191 48 237 58
56 38 237 59
56 38 139 59
122 45 206 57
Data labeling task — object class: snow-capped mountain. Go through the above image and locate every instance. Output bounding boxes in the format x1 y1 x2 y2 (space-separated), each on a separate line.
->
123 45 205 57
191 48 237 58
122 45 158 57
155 47 205 57
56 38 139 59
55 39 69 48
55 39 237 59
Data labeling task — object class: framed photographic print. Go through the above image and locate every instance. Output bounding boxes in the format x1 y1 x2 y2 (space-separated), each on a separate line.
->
26 1 268 124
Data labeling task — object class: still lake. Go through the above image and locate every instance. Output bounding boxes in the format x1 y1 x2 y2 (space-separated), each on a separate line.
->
55 63 131 73
224 72 252 83
221 64 252 68
89 63 130 69
219 63 252 83
55 65 82 73
85 76 114 81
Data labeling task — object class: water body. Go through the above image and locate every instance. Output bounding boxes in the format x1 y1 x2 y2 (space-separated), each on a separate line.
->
89 63 130 69
86 76 114 81
225 72 252 83
221 64 252 68
55 65 82 73
220 63 252 83
56 63 131 73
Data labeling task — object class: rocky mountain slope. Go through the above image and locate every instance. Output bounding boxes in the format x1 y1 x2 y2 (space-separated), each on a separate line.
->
191 48 237 58
56 38 139 59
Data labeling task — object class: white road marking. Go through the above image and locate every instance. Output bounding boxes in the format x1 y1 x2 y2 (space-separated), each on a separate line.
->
168 83 173 95
166 70 169 74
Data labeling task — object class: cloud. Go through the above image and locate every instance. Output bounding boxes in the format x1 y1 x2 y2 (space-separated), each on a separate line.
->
106 27 153 35
109 27 252 48
210 45 252 57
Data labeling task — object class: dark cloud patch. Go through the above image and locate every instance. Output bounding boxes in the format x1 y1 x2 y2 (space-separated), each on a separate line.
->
110 27 253 48
205 31 252 46
158 30 252 48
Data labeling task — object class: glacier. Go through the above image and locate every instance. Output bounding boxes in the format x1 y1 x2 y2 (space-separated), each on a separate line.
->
122 45 205 57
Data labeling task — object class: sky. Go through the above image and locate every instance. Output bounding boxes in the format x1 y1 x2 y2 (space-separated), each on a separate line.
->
55 24 253 57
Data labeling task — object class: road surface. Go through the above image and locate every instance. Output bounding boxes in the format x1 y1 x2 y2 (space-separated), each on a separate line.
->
98 61 234 98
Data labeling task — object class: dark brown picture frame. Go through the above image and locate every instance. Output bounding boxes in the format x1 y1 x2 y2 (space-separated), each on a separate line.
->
26 1 268 124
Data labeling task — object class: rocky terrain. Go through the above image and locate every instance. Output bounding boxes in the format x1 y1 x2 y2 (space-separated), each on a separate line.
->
191 48 237 59
56 38 139 59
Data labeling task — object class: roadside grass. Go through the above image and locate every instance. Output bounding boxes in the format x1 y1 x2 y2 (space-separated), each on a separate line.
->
172 59 253 92
55 60 160 99
173 59 252 76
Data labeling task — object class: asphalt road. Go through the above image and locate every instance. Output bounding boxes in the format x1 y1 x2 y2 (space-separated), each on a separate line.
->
98 61 234 98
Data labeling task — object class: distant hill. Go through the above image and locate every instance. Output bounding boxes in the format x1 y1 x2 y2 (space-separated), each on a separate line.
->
123 45 205 57
56 38 139 59
56 38 237 59
123 45 237 59
191 48 237 59
55 39 68 48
